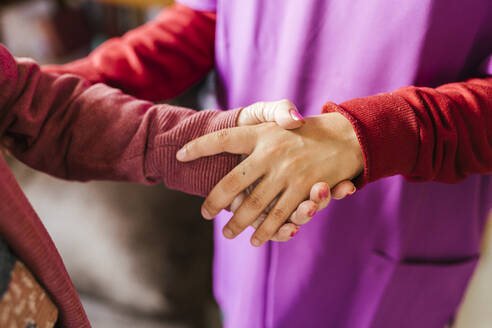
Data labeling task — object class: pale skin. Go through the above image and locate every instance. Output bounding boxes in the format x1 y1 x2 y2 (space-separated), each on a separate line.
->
178 102 363 246
232 179 356 242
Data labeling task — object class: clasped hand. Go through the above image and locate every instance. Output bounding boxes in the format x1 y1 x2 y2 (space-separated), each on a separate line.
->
177 100 364 247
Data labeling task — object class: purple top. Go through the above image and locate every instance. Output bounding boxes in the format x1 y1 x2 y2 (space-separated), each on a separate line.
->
178 1 492 327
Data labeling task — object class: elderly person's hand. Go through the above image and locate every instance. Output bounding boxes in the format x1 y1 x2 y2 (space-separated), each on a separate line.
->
231 179 356 242
177 111 362 246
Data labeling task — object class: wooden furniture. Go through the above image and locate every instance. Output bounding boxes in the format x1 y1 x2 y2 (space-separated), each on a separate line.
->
93 0 173 8
89 0 173 36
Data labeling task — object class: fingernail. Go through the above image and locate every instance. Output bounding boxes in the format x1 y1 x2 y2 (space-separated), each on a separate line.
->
251 238 261 247
308 207 316 217
290 227 300 238
223 227 234 239
202 207 212 219
319 187 329 200
347 186 357 197
289 109 305 122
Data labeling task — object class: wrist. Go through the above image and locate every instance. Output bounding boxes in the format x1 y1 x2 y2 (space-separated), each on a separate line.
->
336 113 364 179
318 113 364 181
323 93 420 187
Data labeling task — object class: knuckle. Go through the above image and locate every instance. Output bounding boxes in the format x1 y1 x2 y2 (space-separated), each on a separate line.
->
255 101 266 109
260 143 284 159
271 207 288 222
278 158 298 176
220 173 241 194
227 219 245 234
203 198 221 215
244 192 265 211
278 154 306 176
280 99 293 107
216 129 230 143
249 101 265 115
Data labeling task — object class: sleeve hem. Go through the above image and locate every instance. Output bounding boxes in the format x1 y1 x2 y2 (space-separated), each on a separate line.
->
322 102 370 188
322 92 420 188
148 108 241 197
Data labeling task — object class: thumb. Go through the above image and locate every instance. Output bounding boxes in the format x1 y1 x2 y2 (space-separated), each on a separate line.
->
237 99 305 129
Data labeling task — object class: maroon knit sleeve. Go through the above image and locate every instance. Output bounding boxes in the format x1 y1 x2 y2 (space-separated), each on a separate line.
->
323 76 492 187
0 45 240 197
43 3 216 102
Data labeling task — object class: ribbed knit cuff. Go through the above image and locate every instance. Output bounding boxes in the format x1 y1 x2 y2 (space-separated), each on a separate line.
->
150 108 241 197
322 93 420 188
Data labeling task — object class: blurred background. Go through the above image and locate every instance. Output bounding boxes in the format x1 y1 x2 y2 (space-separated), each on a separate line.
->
0 0 220 327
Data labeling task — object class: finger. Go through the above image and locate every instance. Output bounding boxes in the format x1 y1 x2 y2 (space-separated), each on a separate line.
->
331 180 357 200
237 99 305 129
176 127 256 162
250 196 278 228
251 188 307 247
272 100 305 129
222 177 283 239
202 158 263 219
309 182 331 211
230 192 247 213
251 213 267 229
263 195 279 214
250 194 279 228
290 200 318 225
271 223 299 242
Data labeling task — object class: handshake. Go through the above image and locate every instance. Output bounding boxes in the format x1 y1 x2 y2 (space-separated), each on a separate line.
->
177 100 364 247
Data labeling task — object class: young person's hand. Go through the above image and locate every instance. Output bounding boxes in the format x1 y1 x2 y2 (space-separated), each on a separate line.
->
235 99 306 129
177 112 363 246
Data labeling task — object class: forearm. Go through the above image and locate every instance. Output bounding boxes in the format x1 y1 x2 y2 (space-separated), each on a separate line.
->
324 76 492 186
0 45 239 197
43 4 216 102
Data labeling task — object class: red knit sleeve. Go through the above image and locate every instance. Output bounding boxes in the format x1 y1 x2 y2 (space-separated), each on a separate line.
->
323 76 492 187
0 45 239 198
43 3 216 102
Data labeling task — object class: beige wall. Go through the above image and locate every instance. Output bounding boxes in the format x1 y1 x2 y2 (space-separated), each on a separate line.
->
454 211 492 327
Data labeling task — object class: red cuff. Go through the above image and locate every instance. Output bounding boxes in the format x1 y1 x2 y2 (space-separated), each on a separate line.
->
149 108 242 197
322 93 419 188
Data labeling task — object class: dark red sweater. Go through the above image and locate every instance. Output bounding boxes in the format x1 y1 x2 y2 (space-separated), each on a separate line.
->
0 44 240 327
